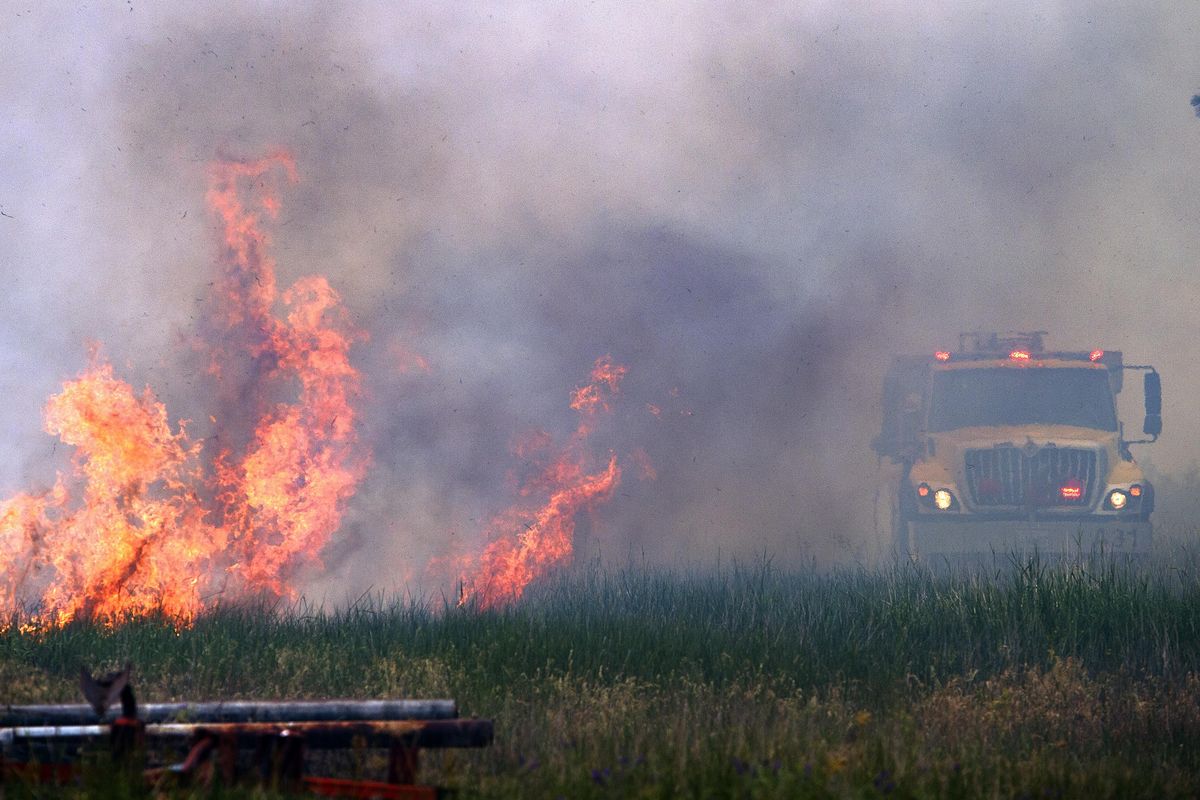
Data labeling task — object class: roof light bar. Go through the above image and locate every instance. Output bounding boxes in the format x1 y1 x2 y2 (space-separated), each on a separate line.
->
926 344 1121 365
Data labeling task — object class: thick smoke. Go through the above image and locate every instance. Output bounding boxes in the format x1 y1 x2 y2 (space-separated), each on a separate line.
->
3 3 1200 597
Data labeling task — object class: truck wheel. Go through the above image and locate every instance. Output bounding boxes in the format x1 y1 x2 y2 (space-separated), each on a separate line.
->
893 488 917 564
869 481 891 567
872 479 912 566
893 511 914 563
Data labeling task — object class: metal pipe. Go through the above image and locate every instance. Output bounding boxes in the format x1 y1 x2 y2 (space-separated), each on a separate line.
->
0 699 457 727
0 718 493 750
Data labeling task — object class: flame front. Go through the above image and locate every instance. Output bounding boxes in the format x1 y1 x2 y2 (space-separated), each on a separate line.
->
463 356 626 609
0 152 367 627
0 361 217 625
0 152 635 626
230 276 367 595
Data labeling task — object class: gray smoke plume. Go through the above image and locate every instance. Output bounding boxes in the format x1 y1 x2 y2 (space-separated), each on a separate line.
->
3 3 1200 598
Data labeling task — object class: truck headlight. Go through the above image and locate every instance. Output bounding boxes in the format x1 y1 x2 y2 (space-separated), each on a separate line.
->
915 483 958 511
1105 489 1128 511
933 489 957 510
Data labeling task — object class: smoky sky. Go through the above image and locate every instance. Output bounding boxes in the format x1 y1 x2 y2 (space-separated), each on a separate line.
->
3 3 1200 593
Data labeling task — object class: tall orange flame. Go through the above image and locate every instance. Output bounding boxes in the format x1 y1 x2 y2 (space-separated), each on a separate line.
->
226 275 368 596
0 361 218 625
464 356 626 609
0 152 367 627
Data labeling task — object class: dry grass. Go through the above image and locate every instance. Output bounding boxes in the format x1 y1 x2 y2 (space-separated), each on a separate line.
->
3 558 1200 797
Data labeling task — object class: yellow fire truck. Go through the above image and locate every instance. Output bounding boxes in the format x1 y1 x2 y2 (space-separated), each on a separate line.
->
873 332 1161 560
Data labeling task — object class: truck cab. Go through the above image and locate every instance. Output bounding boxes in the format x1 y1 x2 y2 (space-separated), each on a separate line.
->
873 332 1162 560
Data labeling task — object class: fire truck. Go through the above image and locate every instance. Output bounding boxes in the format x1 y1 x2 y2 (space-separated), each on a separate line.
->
873 332 1162 560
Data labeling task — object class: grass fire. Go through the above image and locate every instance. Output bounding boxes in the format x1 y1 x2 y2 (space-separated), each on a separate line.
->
6 2 1200 797
0 156 630 627
0 153 368 626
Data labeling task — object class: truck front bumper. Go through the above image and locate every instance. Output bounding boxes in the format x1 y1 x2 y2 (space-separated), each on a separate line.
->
902 517 1151 558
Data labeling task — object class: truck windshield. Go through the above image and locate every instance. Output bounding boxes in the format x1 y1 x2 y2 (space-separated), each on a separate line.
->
929 368 1117 432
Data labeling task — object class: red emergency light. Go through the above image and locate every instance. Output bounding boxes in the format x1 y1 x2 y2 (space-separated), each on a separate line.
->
1089 349 1104 362
1060 481 1083 501
1009 350 1031 361
934 351 951 362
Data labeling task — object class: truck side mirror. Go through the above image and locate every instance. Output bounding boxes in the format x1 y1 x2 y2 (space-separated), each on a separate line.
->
1144 414 1162 437
1144 372 1162 415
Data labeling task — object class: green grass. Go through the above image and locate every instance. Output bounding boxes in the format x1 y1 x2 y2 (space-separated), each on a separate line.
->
4 553 1200 797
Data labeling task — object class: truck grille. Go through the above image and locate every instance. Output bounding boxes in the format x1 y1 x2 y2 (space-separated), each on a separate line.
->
964 446 1098 507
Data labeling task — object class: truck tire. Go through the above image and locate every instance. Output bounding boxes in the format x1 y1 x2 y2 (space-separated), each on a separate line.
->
872 477 913 566
893 481 916 563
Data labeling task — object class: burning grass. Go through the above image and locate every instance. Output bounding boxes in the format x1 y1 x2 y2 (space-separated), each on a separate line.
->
3 553 1200 797
0 153 369 627
0 152 635 630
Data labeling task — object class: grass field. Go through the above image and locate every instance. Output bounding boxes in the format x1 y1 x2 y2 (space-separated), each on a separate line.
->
3 552 1200 798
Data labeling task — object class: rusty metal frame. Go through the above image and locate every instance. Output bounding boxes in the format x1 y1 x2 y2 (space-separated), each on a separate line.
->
0 670 493 797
